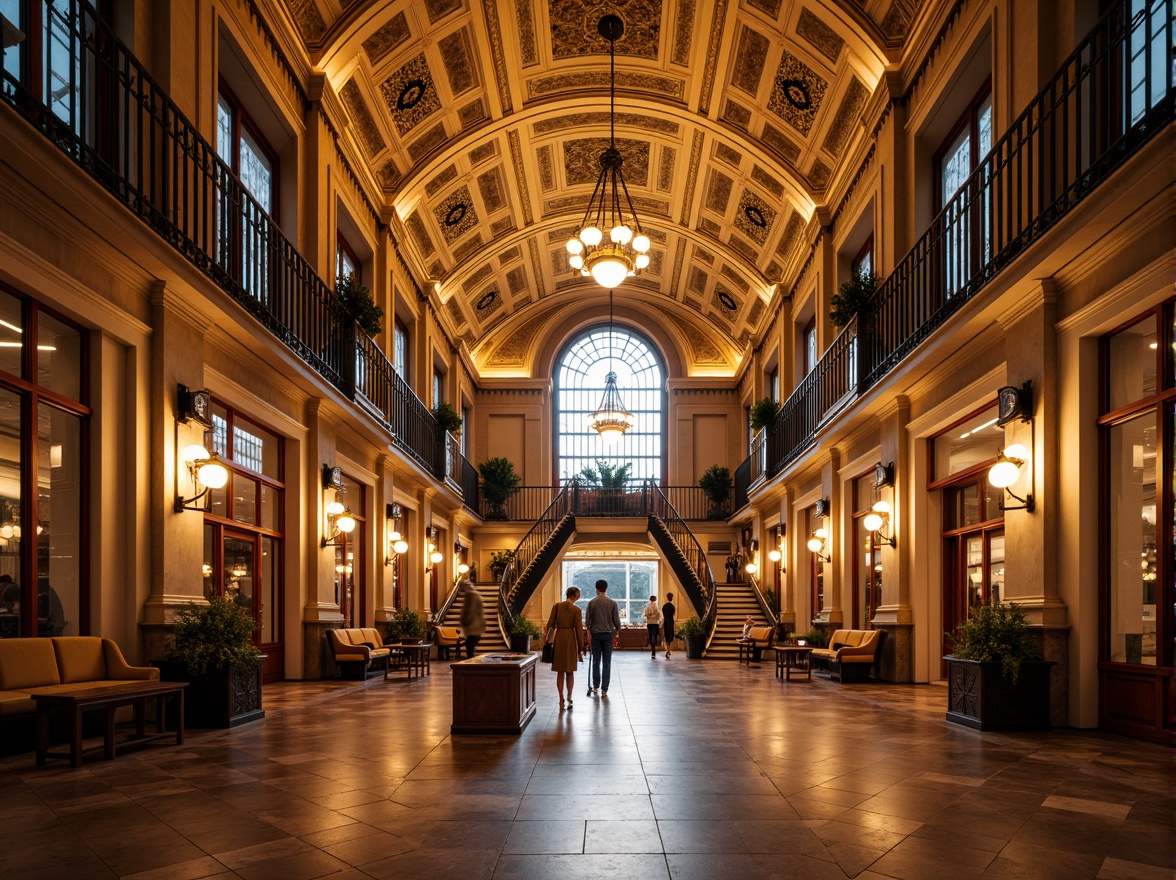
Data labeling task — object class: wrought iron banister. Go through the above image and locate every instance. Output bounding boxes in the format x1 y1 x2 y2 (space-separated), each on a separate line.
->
750 0 1173 482
0 0 468 483
647 485 717 640
460 457 480 512
500 484 574 616
744 572 779 626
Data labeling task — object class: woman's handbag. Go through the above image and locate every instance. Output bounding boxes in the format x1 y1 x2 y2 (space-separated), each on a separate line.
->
541 642 554 663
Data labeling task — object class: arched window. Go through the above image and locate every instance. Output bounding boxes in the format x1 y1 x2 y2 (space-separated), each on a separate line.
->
556 328 663 482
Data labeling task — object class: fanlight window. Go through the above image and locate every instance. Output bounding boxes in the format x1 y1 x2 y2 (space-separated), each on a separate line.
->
557 328 663 483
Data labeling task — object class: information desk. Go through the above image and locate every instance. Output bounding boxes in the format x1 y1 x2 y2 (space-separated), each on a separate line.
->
450 652 538 735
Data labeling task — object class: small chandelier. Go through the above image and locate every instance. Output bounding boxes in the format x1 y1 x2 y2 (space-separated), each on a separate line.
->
587 291 634 444
565 14 651 290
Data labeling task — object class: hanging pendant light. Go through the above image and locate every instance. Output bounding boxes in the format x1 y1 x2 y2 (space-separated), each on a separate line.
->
587 291 634 444
565 14 652 290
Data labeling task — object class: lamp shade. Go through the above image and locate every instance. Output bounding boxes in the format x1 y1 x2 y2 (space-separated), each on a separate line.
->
988 458 1021 488
807 536 824 553
326 500 345 516
768 548 782 562
393 538 409 554
336 512 356 533
745 562 758 574
457 563 470 574
430 550 444 565
863 512 884 532
181 443 210 463
588 251 631 289
197 456 229 489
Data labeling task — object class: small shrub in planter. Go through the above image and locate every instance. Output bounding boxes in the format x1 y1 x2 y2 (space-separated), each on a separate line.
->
387 607 427 644
749 397 780 433
676 616 707 659
507 615 542 653
479 457 521 519
336 274 384 338
433 402 463 436
829 270 881 329
488 549 515 583
945 603 1053 730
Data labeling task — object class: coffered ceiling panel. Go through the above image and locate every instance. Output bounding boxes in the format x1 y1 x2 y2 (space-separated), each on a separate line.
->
295 0 912 373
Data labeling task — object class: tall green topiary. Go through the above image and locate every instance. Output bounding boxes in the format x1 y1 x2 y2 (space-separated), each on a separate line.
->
829 270 881 329
433 402 463 435
479 457 521 514
749 397 781 433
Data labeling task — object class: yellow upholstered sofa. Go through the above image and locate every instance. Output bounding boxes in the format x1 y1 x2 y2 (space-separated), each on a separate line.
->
326 627 392 679
809 629 885 682
0 637 159 718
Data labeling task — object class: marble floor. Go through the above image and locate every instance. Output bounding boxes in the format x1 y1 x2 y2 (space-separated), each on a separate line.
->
0 653 1172 880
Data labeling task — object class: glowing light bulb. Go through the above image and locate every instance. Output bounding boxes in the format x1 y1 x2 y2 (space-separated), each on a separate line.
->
336 512 356 533
326 500 345 516
768 548 782 563
580 226 602 247
610 224 632 245
632 233 650 253
566 237 584 255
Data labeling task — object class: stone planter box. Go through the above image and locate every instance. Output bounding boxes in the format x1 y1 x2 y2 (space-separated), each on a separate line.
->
944 657 1054 731
156 660 264 729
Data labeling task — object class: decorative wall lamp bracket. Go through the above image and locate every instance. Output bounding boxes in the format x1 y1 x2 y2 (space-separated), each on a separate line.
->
385 502 407 565
806 528 830 563
767 524 785 569
744 539 759 575
175 445 228 512
426 525 443 571
322 506 356 547
864 462 897 546
988 381 1036 513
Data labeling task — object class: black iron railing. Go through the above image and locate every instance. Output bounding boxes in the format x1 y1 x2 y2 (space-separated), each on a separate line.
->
648 486 717 640
460 457 480 512
481 482 725 521
744 0 1174 485
501 485 574 614
0 0 477 488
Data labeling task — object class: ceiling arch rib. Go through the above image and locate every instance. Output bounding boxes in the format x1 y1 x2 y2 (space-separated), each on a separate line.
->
279 0 909 367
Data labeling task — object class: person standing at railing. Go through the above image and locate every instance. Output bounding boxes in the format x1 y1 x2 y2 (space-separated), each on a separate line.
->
642 595 662 659
544 586 584 711
662 592 676 659
585 579 622 697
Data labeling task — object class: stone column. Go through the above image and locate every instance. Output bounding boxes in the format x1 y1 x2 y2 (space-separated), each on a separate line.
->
872 395 913 682
301 399 344 679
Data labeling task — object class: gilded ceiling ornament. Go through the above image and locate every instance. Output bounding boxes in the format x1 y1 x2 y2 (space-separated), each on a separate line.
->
435 186 479 242
549 1 662 59
380 54 441 135
671 0 696 65
734 192 776 244
768 51 828 136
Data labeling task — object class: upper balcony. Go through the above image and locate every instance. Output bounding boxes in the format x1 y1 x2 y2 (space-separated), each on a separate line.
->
736 0 1174 509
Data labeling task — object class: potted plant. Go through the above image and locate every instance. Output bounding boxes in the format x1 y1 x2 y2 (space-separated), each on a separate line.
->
488 549 515 583
433 401 463 437
749 397 780 434
479 457 521 519
944 603 1054 731
676 616 707 659
388 607 427 645
507 615 542 653
158 596 265 728
829 269 881 329
796 627 829 648
577 459 633 514
698 464 732 520
336 273 384 338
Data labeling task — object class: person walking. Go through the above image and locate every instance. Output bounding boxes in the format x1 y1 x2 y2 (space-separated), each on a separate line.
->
585 579 621 696
642 595 662 659
662 591 676 659
544 586 583 710
459 579 484 658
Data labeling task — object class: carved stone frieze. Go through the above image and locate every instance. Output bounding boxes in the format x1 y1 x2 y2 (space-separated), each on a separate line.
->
563 138 650 187
362 13 410 64
549 1 662 60
447 296 467 327
286 0 325 43
440 28 479 96
705 169 733 213
747 297 765 327
775 211 806 260
507 129 534 226
499 246 521 263
469 140 498 164
486 313 549 365
751 164 784 197
340 80 385 158
808 158 831 190
380 54 442 135
477 167 506 213
435 186 479 241
682 321 725 364
481 0 513 114
672 0 696 65
506 266 528 294
490 216 515 237
458 98 487 130
822 78 869 157
425 164 458 197
516 0 538 65
731 25 769 96
760 121 801 163
796 8 844 63
425 0 462 25
407 122 448 162
537 145 554 191
767 50 828 136
407 212 436 258
657 146 676 192
714 142 742 167
532 112 679 136
734 190 776 244
527 71 684 100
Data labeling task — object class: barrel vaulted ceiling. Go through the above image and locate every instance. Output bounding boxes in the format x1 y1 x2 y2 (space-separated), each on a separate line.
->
280 0 918 375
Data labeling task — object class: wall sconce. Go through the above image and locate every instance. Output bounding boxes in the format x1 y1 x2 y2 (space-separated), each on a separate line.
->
175 443 229 512
454 539 470 577
864 462 896 546
744 539 759 575
989 381 1035 512
385 502 408 565
426 525 444 570
322 493 356 547
767 524 785 568
807 527 830 562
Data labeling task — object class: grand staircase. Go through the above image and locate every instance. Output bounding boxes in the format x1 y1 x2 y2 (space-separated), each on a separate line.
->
435 582 508 653
707 582 769 660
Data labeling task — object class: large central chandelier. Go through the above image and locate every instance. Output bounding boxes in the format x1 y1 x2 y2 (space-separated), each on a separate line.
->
565 14 651 290
587 291 634 444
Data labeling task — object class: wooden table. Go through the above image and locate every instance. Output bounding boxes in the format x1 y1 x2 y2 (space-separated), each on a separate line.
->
450 652 538 735
34 680 187 767
774 646 814 681
388 643 433 680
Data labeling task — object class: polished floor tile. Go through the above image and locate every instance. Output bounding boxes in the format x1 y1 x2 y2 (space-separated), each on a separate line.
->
0 653 1172 878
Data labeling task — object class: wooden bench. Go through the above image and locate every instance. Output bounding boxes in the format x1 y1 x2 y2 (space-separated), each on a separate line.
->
810 628 886 682
326 627 393 679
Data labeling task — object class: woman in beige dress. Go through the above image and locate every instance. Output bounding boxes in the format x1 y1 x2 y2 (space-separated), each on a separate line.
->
545 586 584 710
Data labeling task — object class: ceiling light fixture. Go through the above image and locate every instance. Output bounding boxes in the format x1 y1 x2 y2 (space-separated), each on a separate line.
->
564 14 651 290
587 290 634 444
